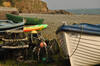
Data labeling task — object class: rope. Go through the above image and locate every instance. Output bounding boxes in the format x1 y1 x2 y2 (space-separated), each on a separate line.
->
69 25 84 57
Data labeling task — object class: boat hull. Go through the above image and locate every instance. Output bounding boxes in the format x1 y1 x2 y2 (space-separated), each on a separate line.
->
57 31 100 66
0 20 24 32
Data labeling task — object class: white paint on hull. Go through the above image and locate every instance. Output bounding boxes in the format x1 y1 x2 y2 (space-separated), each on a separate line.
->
57 32 100 66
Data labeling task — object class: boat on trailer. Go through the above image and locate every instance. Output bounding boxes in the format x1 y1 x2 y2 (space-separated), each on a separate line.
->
56 23 100 66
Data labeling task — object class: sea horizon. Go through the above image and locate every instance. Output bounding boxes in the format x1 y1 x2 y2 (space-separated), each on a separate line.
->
66 8 100 15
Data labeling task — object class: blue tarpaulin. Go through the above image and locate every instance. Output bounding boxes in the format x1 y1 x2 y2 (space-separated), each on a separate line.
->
56 23 100 35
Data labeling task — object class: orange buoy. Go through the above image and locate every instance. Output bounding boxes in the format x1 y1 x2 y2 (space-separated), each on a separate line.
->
40 42 47 48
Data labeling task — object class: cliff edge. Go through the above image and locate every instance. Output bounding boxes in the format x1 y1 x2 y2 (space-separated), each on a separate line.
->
0 0 72 15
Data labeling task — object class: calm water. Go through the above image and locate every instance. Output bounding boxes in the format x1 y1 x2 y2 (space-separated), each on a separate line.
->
66 8 100 15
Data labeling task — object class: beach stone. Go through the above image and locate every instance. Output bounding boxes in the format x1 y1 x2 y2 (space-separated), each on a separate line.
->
0 7 19 20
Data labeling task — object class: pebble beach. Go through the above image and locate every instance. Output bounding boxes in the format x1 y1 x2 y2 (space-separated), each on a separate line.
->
20 14 100 39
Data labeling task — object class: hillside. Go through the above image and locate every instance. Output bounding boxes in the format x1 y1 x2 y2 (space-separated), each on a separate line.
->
0 0 71 14
0 0 48 13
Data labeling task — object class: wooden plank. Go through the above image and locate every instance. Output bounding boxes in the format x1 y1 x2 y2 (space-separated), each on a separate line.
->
2 45 29 49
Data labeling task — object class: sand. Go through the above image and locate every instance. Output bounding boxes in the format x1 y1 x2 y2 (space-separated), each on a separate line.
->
20 14 100 39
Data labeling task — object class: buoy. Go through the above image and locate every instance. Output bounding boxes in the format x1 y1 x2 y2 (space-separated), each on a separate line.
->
40 42 47 48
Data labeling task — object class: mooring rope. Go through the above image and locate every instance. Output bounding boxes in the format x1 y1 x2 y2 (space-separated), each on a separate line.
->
69 25 84 57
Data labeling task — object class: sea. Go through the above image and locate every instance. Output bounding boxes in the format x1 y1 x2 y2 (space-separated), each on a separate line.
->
66 8 100 15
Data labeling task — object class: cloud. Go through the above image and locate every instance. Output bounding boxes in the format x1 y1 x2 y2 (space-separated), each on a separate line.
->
46 0 100 9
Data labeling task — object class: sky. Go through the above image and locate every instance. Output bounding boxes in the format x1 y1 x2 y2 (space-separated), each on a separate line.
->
42 0 100 9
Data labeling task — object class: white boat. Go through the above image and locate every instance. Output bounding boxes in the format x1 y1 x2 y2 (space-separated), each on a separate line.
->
56 23 100 66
